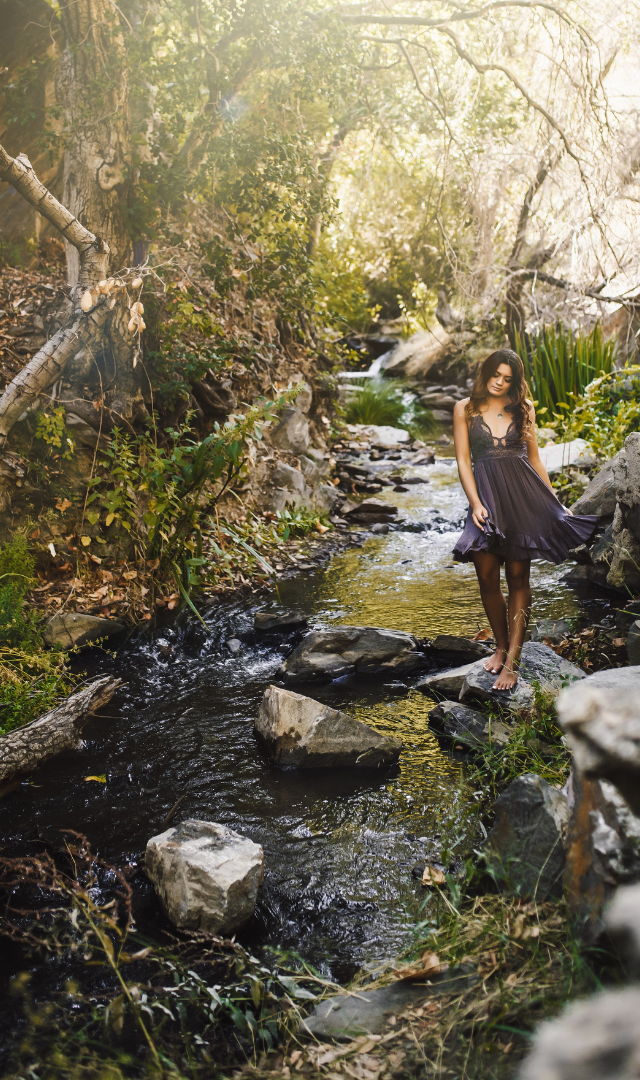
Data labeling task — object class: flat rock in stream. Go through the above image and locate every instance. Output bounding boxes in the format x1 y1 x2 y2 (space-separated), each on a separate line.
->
429 701 513 749
416 662 477 699
145 819 264 935
280 626 422 683
254 609 308 633
459 641 584 711
255 685 402 768
43 612 126 649
342 498 398 525
430 634 492 663
301 967 476 1040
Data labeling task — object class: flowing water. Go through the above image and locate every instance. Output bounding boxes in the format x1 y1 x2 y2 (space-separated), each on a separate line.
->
0 453 583 981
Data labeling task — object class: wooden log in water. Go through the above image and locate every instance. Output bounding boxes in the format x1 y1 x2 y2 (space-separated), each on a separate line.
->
0 676 121 797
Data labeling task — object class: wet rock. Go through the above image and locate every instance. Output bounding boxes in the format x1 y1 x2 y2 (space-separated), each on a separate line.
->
280 626 422 684
571 451 621 519
430 634 492 663
517 986 640 1080
459 641 584 711
342 498 398 525
254 609 308 634
255 685 402 768
530 618 573 644
485 774 569 899
269 407 310 454
558 667 640 817
370 522 390 534
43 612 126 649
301 967 475 1040
416 661 477 699
226 638 242 654
429 701 513 749
627 621 640 665
145 819 264 934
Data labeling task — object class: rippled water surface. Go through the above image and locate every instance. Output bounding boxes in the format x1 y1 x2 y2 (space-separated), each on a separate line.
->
0 454 582 979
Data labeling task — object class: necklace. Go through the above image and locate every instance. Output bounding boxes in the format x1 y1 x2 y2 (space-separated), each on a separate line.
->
497 412 503 418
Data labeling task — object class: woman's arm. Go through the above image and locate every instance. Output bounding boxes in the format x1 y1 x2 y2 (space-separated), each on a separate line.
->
453 400 488 530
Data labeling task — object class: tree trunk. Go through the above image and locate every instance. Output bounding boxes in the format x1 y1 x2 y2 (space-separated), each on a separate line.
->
56 0 133 284
0 676 121 797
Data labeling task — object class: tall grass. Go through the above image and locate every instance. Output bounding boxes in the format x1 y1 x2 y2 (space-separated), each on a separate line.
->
517 324 617 420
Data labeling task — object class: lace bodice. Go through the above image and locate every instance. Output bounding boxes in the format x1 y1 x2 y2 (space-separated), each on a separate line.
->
468 414 527 463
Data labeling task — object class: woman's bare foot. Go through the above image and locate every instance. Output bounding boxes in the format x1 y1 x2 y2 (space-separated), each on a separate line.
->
483 647 507 674
493 661 519 690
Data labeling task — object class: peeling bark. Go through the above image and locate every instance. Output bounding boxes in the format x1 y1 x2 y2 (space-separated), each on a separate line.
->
0 676 121 796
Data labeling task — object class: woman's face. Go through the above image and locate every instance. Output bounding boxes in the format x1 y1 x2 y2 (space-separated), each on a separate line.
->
486 363 513 397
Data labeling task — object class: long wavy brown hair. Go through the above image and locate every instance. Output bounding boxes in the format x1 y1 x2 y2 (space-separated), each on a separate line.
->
465 349 532 437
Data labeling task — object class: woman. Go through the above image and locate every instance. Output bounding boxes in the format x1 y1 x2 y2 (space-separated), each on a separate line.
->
452 349 596 690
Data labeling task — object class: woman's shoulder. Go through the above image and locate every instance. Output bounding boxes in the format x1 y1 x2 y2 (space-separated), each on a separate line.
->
454 397 471 414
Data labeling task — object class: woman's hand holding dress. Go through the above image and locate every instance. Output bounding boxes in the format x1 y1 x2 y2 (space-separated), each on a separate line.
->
472 503 488 530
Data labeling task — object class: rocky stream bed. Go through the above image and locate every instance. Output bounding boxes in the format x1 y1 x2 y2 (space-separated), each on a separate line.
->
2 439 640 1079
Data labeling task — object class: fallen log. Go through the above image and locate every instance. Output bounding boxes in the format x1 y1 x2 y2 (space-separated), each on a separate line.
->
0 676 121 797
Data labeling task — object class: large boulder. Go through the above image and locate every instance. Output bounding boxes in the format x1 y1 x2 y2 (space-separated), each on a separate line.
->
485 774 569 899
517 987 640 1080
429 701 513 750
558 667 640 816
380 327 450 380
43 612 126 649
606 506 640 592
280 626 421 683
613 431 640 539
269 407 310 454
145 819 264 935
459 641 584 710
416 661 478 699
255 685 402 768
571 451 621 519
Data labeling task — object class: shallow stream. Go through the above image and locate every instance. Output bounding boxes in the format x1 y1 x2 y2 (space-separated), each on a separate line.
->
0 453 585 982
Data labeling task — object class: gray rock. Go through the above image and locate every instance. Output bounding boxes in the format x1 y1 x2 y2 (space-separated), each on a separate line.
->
227 638 242 654
416 662 477 699
43 612 126 649
607 506 640 592
485 774 569 899
570 451 621 520
517 987 640 1080
614 432 640 539
255 685 402 768
419 393 457 410
269 407 310 454
431 634 492 663
460 641 584 711
281 626 421 684
312 483 342 513
431 409 454 423
530 618 573 644
301 968 476 1041
558 666 640 816
343 497 398 524
145 819 264 935
605 882 640 977
429 701 513 749
370 522 390 534
294 381 313 413
299 455 321 484
254 609 308 633
271 461 306 494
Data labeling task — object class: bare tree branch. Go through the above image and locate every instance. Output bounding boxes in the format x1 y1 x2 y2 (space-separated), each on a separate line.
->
339 0 587 37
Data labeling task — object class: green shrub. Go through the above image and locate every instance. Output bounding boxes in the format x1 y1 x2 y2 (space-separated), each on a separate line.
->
0 536 39 649
558 365 640 458
518 324 617 419
345 380 406 426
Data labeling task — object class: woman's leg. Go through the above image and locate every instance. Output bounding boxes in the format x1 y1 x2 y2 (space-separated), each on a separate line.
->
472 551 509 673
493 558 532 690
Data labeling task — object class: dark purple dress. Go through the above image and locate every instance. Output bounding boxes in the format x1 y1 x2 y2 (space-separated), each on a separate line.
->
453 414 597 564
